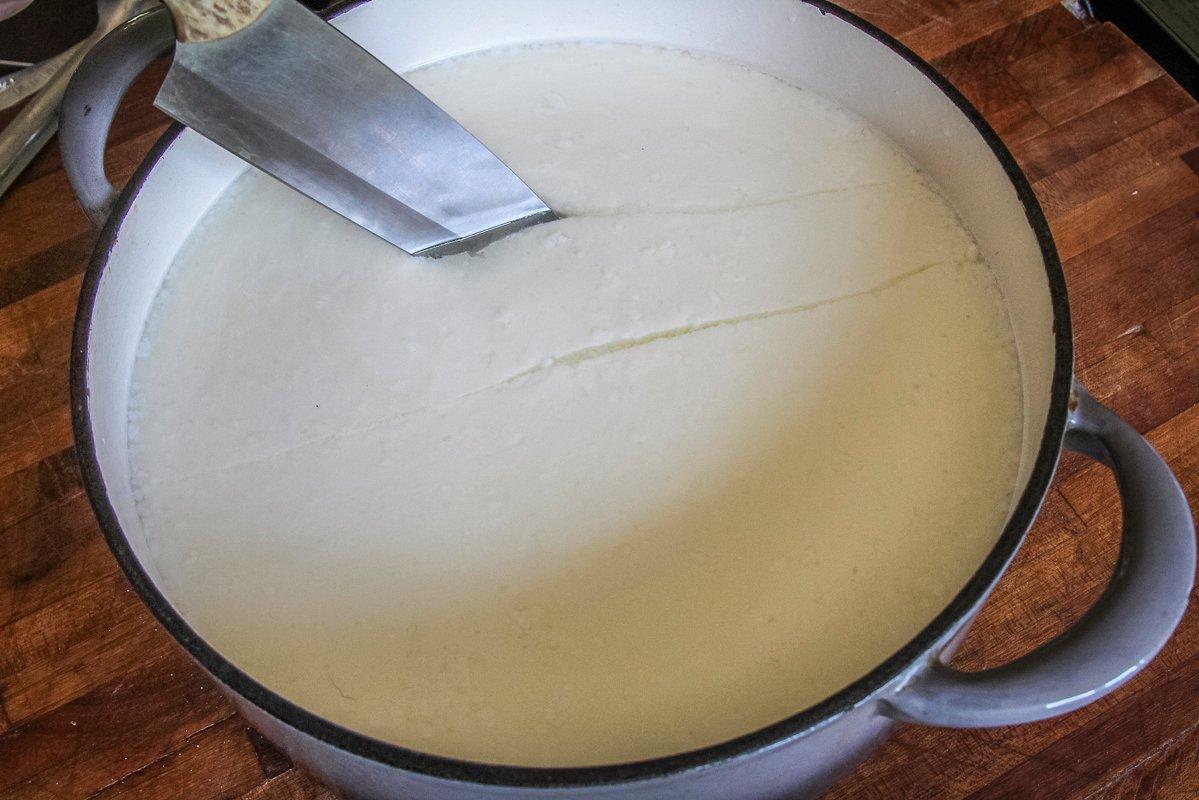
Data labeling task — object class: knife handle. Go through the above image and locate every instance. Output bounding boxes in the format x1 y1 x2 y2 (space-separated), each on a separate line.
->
161 0 271 43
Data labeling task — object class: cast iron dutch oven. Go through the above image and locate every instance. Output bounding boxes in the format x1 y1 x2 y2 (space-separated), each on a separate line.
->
59 1 1196 798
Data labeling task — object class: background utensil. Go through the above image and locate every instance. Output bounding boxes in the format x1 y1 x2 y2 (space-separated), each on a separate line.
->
155 0 554 256
0 0 34 22
0 43 81 111
0 0 152 198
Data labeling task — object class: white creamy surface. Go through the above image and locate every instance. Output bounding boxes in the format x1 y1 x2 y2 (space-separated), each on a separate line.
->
129 44 1024 766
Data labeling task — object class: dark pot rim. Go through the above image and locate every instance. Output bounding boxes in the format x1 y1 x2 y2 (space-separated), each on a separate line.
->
70 0 1073 789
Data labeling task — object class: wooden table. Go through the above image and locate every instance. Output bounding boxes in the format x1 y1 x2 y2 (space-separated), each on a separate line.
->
1 1 1196 797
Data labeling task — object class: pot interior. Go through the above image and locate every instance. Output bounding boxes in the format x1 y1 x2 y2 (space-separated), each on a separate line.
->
81 0 1064 755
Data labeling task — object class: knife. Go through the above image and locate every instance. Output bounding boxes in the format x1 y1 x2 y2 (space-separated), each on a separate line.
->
155 0 555 256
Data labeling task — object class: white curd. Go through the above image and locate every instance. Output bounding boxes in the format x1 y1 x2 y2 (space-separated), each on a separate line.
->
129 43 1023 766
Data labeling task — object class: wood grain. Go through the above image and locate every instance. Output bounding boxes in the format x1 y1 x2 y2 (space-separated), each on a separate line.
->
0 1 1196 798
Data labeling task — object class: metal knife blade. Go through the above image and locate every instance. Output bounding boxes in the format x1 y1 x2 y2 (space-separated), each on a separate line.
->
154 0 553 256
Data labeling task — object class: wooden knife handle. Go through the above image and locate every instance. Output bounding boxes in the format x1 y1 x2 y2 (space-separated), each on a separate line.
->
162 0 271 43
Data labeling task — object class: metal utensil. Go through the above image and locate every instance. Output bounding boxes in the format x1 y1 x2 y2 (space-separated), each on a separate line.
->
0 0 34 22
0 0 153 198
155 0 554 256
0 44 82 112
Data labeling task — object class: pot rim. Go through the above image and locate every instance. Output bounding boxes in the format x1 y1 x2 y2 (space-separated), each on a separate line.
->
70 0 1074 788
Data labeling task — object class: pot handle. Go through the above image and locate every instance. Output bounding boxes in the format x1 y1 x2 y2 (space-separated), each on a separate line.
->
59 5 175 227
885 383 1195 727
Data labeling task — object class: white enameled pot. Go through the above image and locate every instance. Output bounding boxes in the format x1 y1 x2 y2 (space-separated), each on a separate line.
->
60 2 1195 798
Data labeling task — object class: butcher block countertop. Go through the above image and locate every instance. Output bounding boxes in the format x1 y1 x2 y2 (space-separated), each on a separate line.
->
0 0 1196 797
